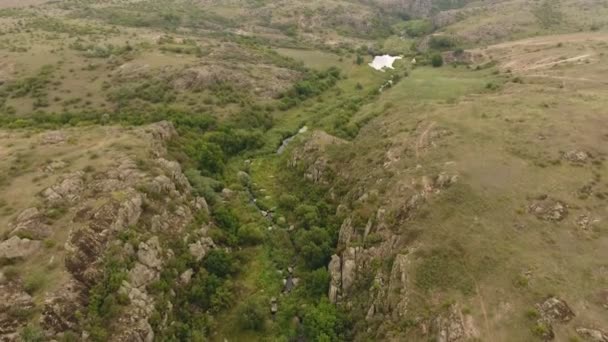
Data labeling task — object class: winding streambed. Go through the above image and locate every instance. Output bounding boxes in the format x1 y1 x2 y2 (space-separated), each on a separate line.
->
277 126 308 154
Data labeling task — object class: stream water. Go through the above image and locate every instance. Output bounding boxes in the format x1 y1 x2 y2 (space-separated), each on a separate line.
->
277 126 308 154
368 55 403 71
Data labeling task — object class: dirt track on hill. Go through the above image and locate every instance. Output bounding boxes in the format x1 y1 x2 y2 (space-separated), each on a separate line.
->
471 32 608 73
0 0 48 9
487 32 608 49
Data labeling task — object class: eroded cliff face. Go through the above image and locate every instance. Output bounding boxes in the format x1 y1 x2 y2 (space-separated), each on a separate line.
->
287 128 453 338
327 171 459 340
371 0 433 17
370 0 472 17
0 122 212 340
288 127 458 335
285 122 485 340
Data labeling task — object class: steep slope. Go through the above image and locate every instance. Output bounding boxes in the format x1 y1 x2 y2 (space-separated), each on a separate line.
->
434 0 608 45
0 122 214 340
285 32 608 341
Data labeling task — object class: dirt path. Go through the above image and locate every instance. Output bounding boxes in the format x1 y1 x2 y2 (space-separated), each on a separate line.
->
487 32 608 49
471 32 608 72
526 74 608 84
415 121 436 159
0 0 49 8
475 282 491 338
525 54 591 70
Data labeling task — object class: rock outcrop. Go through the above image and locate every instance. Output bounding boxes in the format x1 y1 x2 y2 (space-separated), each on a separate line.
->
528 197 568 222
0 281 34 338
290 131 346 185
563 150 590 163
9 207 51 239
40 131 67 145
432 304 480 342
40 280 86 336
41 171 85 204
189 236 216 262
533 297 576 340
0 236 41 260
328 254 342 304
0 122 213 340
576 327 608 342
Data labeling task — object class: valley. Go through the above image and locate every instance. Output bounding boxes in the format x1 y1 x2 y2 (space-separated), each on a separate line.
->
0 0 607 341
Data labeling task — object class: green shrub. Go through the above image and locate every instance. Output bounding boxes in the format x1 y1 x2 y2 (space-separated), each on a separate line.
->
302 299 344 341
403 19 433 37
212 206 239 235
204 129 264 156
59 331 79 342
238 298 266 331
237 223 264 246
188 273 222 308
210 281 234 312
204 249 236 278
197 142 225 176
184 168 221 204
24 272 46 294
525 308 540 320
431 54 444 68
532 0 563 28
20 325 44 342
531 321 553 339
304 268 330 297
278 194 298 210
294 227 333 269
429 36 456 50
43 239 56 249
279 68 341 110
295 204 320 228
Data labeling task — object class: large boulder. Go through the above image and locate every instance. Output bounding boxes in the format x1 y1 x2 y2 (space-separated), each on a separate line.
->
128 262 159 288
145 121 176 142
188 237 215 262
111 192 143 231
576 327 608 342
0 236 41 260
40 131 67 145
528 197 568 222
536 297 575 323
562 150 590 163
137 237 163 271
9 207 51 240
156 158 191 191
41 171 85 204
192 197 209 215
180 269 194 285
150 175 176 195
533 297 576 340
